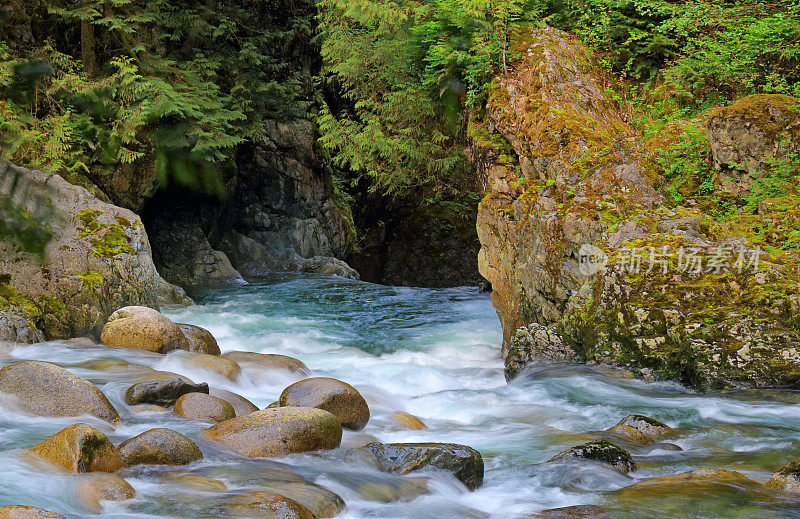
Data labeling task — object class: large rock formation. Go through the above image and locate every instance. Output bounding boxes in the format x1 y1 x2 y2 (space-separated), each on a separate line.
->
474 27 800 389
0 159 187 342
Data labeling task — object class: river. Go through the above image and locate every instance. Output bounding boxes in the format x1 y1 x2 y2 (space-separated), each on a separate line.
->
2 274 800 517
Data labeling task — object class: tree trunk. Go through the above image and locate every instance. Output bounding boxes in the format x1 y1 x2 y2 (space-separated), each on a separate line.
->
80 19 96 77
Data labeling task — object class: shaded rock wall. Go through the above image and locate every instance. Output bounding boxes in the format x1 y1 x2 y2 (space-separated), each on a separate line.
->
474 27 800 389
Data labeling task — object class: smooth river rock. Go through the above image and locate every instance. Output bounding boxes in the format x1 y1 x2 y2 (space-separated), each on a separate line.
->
101 306 188 353
209 388 259 416
177 323 221 355
548 441 636 474
203 407 342 458
530 505 610 518
226 491 316 519
0 361 119 423
174 392 235 423
76 473 135 512
184 352 241 380
390 412 427 430
0 505 66 518
28 423 124 473
118 428 203 466
279 377 370 431
124 378 209 407
361 442 484 491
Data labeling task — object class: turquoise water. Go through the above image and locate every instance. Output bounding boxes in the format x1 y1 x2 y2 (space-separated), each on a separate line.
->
1 274 800 517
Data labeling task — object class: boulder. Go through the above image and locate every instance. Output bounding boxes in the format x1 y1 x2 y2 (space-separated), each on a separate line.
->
124 378 209 407
203 407 342 458
0 159 182 342
28 423 124 473
530 505 610 518
101 306 188 353
174 392 235 423
209 388 259 416
548 441 635 474
222 351 310 376
279 377 370 431
76 473 135 512
299 256 360 279
0 361 119 423
177 323 221 355
767 459 800 492
226 491 316 519
183 352 241 380
118 428 203 466
360 442 484 490
261 481 346 518
0 506 66 518
390 412 427 430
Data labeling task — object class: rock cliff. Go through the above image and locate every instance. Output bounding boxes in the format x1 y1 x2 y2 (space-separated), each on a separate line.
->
0 159 188 342
475 28 800 389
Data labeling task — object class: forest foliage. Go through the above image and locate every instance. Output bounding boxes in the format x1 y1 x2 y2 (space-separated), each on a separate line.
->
1 0 799 200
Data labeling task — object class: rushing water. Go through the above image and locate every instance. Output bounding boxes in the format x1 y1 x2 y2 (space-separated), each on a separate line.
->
2 274 800 518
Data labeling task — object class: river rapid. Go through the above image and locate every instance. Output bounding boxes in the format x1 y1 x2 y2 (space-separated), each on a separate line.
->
2 274 800 518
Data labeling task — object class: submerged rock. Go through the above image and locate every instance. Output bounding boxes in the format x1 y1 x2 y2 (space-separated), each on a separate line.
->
767 459 800 492
530 505 610 518
548 441 636 474
174 392 235 423
361 442 484 490
616 468 761 496
101 305 189 353
0 505 66 518
129 404 169 414
222 351 310 376
177 323 221 355
226 491 316 519
390 412 427 430
261 481 346 518
354 477 430 503
209 388 259 416
124 378 209 407
203 407 342 458
0 361 119 423
28 423 124 473
76 473 135 512
183 352 241 380
164 473 227 491
279 377 370 431
118 428 203 466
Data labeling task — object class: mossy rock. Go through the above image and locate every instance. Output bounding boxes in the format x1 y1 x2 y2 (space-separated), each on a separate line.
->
0 361 119 423
203 407 342 458
280 377 370 431
548 440 635 474
118 428 203 466
28 423 124 473
529 505 610 518
766 459 800 492
613 415 676 440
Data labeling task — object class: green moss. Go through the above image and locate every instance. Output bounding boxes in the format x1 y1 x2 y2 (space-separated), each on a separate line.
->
75 209 135 258
78 270 104 290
